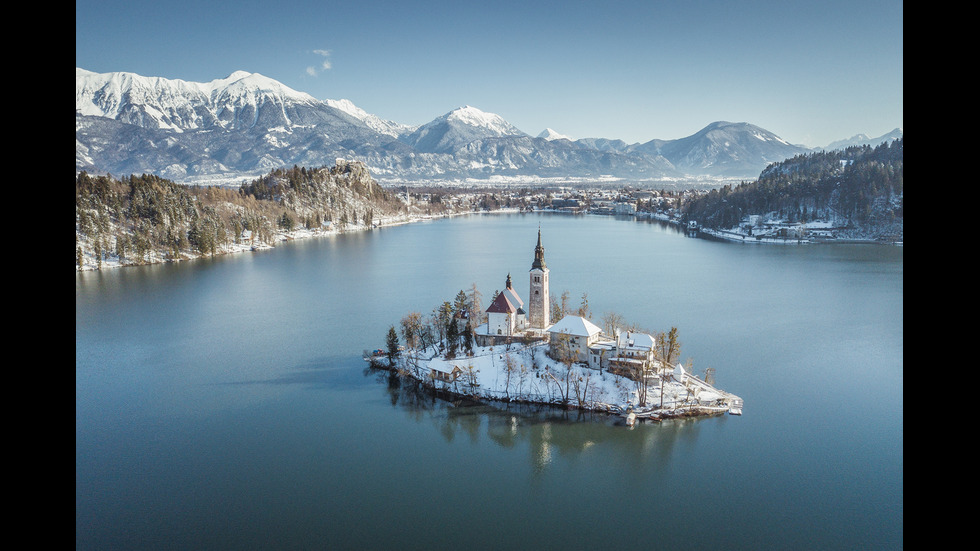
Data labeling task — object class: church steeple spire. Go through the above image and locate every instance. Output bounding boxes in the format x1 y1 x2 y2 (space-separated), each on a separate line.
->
528 226 550 329
531 227 546 270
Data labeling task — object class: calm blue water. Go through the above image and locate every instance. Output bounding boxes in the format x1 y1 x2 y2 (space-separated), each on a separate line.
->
76 213 903 550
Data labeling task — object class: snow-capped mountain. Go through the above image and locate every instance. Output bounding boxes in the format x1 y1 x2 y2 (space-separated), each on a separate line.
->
820 128 903 151
573 137 631 153
538 128 572 141
75 68 417 181
629 121 810 177
325 98 416 138
401 106 527 154
76 68 867 185
75 68 334 132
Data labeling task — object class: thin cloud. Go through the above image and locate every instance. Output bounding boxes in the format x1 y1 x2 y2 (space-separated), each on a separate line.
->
306 49 332 76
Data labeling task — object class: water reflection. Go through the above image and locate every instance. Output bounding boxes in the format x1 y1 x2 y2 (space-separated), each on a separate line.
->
366 364 718 475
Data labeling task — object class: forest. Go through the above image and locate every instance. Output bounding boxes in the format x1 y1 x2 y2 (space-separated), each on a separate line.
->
75 160 418 270
681 138 903 230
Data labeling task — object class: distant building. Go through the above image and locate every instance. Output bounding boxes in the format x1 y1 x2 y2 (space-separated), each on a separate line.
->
613 201 636 215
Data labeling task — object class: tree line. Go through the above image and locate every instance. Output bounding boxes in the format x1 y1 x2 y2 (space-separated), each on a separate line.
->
682 138 903 229
76 162 411 270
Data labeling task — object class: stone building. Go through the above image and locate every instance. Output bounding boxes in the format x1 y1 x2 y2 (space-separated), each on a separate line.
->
528 228 550 330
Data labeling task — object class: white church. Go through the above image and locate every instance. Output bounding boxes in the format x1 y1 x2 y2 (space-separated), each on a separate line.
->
473 229 658 377
474 228 551 346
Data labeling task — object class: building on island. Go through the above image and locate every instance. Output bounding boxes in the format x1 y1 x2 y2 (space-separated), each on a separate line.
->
472 228 657 381
484 274 527 338
428 364 462 384
548 315 657 378
528 228 550 330
474 229 552 346
606 330 656 377
547 315 604 363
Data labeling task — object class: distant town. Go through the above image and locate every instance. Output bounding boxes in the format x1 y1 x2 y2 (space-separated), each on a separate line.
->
389 183 882 245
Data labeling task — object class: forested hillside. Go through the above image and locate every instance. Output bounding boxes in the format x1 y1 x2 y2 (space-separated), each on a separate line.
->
682 139 903 237
75 160 431 270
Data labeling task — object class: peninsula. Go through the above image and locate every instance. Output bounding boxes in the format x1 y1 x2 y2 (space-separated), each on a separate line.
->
371 230 743 423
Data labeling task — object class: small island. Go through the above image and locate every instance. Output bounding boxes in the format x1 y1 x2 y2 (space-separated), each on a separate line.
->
370 229 742 424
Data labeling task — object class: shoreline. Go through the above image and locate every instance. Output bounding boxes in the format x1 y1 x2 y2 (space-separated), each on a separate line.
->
75 208 502 272
638 211 903 246
366 342 743 424
77 207 900 272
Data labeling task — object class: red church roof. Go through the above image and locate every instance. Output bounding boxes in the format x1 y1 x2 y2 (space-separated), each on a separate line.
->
486 292 518 314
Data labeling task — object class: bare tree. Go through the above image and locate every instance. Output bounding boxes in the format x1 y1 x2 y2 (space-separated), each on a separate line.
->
464 362 479 388
577 292 591 319
517 363 530 400
547 332 575 406
466 283 483 331
400 312 423 376
400 312 422 350
628 359 654 407
503 352 516 399
572 371 596 410
551 289 571 322
654 327 681 408
601 311 625 336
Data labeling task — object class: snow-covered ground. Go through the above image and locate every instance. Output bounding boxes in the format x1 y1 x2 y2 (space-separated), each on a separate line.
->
695 217 903 245
382 341 740 419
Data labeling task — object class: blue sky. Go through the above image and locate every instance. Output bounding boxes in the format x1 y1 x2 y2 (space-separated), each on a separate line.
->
76 0 902 147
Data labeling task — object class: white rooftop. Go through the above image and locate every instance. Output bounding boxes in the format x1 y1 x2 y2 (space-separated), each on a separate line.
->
547 315 603 337
617 331 655 349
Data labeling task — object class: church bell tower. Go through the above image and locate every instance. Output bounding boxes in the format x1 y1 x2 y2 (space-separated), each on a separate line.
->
528 228 550 329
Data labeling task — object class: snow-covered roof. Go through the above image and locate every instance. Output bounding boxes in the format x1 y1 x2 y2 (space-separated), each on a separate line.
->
548 315 602 337
617 331 655 350
502 286 523 309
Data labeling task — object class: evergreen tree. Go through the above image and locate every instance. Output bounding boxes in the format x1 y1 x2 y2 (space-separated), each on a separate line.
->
463 326 474 355
385 326 400 367
453 290 468 314
446 316 459 359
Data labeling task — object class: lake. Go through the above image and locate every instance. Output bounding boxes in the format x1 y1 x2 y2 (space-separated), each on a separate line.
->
76 212 903 550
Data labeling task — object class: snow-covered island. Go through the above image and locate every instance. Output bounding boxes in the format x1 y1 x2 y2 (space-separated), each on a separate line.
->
369 230 742 424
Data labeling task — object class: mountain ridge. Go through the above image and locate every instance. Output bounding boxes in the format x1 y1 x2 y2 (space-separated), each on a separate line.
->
75 68 900 185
